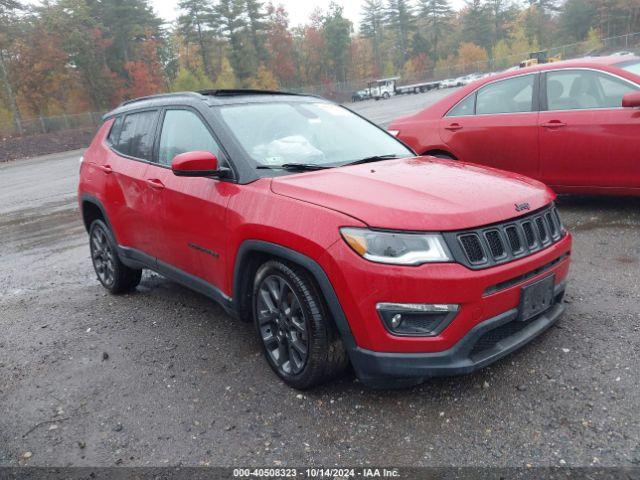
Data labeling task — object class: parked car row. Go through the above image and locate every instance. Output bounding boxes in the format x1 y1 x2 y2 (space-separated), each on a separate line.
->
439 72 487 89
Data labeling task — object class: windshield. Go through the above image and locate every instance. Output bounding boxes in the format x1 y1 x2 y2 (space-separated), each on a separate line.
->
617 59 640 76
218 101 413 168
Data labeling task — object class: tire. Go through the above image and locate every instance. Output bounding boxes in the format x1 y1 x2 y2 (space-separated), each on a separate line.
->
252 259 348 389
89 219 142 294
382 92 390 100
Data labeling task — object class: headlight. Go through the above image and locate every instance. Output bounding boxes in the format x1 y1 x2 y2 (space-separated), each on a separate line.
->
340 227 452 265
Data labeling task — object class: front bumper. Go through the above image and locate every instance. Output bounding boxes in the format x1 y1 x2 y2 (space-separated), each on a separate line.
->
322 233 572 353
350 283 566 386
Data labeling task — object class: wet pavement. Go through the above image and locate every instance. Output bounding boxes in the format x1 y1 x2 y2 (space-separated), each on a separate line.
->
1 93 639 467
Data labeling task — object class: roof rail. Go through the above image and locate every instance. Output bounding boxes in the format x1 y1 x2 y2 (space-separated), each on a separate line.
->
197 89 301 97
119 91 205 107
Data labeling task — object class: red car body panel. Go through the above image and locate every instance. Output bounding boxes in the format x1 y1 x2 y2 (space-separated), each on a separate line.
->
390 56 640 195
270 157 555 231
79 92 573 383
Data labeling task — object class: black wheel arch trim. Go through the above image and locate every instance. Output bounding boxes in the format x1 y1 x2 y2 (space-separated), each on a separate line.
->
80 194 116 237
233 240 357 351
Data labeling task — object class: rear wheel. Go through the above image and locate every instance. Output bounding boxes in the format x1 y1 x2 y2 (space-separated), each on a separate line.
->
253 260 348 389
89 220 142 294
382 92 390 100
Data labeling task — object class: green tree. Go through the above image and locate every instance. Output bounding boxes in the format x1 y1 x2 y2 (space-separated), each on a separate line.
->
411 30 431 57
0 0 23 133
524 0 559 47
462 0 492 50
559 0 597 42
40 0 123 109
171 67 214 91
386 0 415 69
323 2 352 83
177 0 215 76
86 0 163 70
486 0 517 47
245 0 268 63
417 0 452 60
360 0 386 75
214 0 255 82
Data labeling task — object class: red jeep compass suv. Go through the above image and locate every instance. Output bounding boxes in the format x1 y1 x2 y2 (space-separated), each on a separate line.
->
78 90 572 389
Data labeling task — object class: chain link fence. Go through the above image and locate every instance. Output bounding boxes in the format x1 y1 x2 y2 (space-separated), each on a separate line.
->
2 32 639 137
0 111 105 139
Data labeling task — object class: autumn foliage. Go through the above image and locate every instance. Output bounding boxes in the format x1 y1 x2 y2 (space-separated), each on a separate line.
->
1 0 639 133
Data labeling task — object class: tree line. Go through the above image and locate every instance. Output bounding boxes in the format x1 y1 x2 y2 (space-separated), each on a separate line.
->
1 0 640 133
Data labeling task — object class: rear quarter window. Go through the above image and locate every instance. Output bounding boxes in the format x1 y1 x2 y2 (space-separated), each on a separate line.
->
107 116 123 145
446 94 475 117
113 110 158 161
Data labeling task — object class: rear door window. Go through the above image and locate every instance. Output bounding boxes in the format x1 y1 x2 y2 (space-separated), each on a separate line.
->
113 110 158 160
546 69 639 110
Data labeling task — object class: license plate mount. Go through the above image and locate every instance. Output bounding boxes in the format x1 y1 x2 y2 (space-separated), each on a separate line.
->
519 275 555 322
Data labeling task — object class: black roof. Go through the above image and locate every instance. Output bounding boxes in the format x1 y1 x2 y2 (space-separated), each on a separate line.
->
105 89 324 119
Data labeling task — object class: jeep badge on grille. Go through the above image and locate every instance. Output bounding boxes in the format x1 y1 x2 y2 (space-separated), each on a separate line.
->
515 202 531 212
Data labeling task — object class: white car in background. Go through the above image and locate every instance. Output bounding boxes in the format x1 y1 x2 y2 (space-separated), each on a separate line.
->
439 78 457 88
611 51 634 57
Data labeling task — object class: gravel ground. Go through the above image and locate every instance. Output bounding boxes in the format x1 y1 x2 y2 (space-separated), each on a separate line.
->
0 128 95 163
0 91 639 468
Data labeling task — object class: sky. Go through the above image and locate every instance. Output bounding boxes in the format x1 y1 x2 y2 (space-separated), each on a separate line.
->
150 0 469 28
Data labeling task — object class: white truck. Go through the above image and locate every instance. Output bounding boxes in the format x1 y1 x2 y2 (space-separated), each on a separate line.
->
366 76 441 100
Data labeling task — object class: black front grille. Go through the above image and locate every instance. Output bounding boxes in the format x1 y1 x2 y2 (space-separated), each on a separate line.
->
535 216 548 243
505 226 522 252
545 212 559 239
445 204 565 270
459 234 485 263
522 221 536 247
485 230 505 259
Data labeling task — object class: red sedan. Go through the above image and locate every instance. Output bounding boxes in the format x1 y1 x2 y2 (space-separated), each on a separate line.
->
389 56 640 196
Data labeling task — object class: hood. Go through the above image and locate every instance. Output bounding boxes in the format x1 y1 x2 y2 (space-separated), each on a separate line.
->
270 157 555 231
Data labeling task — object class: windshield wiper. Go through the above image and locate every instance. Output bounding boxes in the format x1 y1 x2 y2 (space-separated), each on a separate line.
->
257 163 332 172
340 154 402 167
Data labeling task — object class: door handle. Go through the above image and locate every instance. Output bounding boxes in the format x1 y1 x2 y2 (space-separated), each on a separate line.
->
541 120 567 129
98 164 113 174
146 178 165 190
445 123 463 132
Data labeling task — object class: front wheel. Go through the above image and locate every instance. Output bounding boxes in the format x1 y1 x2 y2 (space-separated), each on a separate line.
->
89 220 142 294
253 260 348 389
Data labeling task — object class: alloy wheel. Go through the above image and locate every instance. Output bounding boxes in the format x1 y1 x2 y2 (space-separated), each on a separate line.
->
256 274 309 375
90 226 115 287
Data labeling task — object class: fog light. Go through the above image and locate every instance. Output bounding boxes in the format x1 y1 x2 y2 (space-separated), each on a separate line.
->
390 314 403 329
376 303 459 337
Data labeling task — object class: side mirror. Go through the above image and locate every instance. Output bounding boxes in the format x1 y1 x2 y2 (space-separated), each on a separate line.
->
622 91 640 108
171 151 227 178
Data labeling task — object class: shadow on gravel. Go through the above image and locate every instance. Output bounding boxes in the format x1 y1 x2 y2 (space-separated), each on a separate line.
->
127 268 519 400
